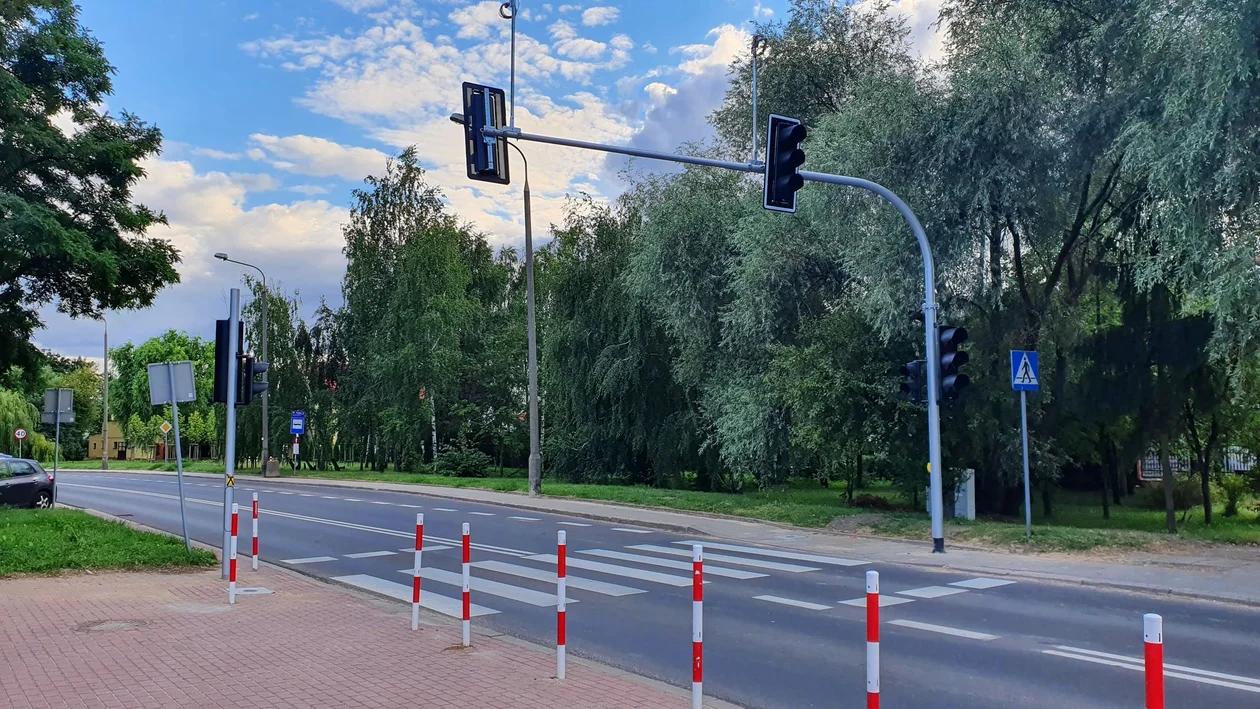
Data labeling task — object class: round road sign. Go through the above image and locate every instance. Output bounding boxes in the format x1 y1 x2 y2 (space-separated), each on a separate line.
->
14 428 27 440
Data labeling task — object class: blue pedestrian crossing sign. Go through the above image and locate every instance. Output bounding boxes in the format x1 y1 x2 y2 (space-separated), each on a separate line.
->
290 410 305 435
1010 351 1040 392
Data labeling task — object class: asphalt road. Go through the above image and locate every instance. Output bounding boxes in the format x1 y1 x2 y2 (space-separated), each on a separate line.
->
57 471 1260 708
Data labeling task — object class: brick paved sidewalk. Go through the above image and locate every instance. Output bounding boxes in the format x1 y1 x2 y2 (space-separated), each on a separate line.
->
0 565 702 708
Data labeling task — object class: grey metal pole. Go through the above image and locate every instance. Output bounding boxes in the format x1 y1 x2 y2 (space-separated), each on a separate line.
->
798 170 946 552
260 274 269 469
53 407 60 506
168 364 191 552
102 317 108 470
223 288 240 578
1021 390 1032 539
508 142 542 497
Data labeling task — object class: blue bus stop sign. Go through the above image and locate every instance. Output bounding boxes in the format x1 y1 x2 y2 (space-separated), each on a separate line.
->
290 411 305 435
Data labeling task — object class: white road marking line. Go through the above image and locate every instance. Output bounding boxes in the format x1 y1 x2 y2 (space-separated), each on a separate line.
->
508 516 540 521
949 577 1015 590
470 561 646 597
60 483 530 556
1051 646 1260 687
345 551 398 559
396 504 422 509
889 619 997 640
278 492 295 495
468 511 496 516
433 507 457 512
839 596 914 609
556 521 591 527
398 545 452 553
298 494 316 497
321 496 339 499
332 574 498 618
577 549 767 580
282 556 337 565
526 554 695 587
344 498 363 502
395 567 575 607
1042 649 1260 694
897 586 969 599
368 501 391 505
626 544 820 573
612 528 653 534
754 595 831 611
673 540 866 567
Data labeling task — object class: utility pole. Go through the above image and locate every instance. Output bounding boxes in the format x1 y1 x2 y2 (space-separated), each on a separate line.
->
222 288 240 579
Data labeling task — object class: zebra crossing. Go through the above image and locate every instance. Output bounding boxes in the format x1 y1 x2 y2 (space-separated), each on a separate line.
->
329 537 1017 621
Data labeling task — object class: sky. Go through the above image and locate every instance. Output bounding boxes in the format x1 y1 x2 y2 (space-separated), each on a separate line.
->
38 0 945 365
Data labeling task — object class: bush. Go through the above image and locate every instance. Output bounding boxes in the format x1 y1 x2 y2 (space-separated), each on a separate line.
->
1219 474 1249 517
433 448 492 478
852 493 893 511
1133 477 1203 511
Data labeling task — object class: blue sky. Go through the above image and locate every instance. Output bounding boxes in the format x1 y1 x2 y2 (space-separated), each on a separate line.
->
40 0 942 363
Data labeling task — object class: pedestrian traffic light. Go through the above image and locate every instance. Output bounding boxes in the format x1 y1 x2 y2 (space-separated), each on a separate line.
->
213 319 244 404
462 82 510 185
899 359 926 404
938 325 970 402
764 114 806 212
237 354 270 407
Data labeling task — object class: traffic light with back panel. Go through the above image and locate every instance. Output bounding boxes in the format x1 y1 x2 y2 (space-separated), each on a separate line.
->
938 325 970 402
237 354 269 407
900 359 927 404
213 320 244 405
763 114 806 212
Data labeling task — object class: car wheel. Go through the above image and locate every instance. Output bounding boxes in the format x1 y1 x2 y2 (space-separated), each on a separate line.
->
34 490 53 509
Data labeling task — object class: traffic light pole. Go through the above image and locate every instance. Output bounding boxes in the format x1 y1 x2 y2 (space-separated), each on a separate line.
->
468 125 949 552
222 288 240 578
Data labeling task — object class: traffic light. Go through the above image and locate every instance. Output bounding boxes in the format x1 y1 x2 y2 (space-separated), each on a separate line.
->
763 114 806 212
938 325 970 402
237 354 270 407
213 319 244 404
899 360 926 404
462 82 510 184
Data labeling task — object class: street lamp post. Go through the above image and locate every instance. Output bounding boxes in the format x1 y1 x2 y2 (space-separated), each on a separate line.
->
101 314 108 470
214 253 269 468
505 142 542 497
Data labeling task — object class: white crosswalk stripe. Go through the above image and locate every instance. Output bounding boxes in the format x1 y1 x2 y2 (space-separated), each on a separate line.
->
577 549 767 580
395 568 575 607
626 544 820 573
470 560 646 597
526 553 695 587
672 540 866 567
333 574 498 617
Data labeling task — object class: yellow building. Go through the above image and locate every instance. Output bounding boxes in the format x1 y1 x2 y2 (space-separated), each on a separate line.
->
88 420 127 460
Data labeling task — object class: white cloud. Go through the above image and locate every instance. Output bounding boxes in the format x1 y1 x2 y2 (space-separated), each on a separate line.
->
331 0 388 12
581 6 619 26
673 24 749 75
191 148 242 160
243 12 260 21
449 1 508 40
854 0 948 62
549 20 606 60
288 184 331 196
558 4 581 12
248 134 389 181
642 41 657 54
753 2 773 19
644 81 677 105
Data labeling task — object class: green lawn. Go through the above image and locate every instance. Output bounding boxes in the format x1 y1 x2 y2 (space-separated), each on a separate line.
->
61 459 260 474
0 508 217 576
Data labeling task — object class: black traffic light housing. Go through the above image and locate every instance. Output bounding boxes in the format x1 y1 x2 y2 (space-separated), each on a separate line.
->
213 319 244 404
938 325 970 403
237 354 269 407
900 359 927 404
462 82 510 185
764 114 806 212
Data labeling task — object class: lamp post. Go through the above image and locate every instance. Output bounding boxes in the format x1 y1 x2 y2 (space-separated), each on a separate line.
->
214 253 269 467
504 142 542 497
100 314 108 470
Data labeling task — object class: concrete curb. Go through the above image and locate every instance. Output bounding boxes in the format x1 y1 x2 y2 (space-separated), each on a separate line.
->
56 499 742 708
60 469 1260 609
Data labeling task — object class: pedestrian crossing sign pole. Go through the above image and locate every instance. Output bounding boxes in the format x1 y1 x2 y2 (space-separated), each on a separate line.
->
1011 351 1039 539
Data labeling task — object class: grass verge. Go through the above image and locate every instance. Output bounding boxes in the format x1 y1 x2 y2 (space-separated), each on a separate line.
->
0 508 217 577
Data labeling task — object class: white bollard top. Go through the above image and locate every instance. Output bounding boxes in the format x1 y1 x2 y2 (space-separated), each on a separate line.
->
232 503 239 514
416 512 423 525
252 492 258 501
462 522 470 535
558 530 566 545
1143 613 1163 644
866 569 879 594
692 544 703 563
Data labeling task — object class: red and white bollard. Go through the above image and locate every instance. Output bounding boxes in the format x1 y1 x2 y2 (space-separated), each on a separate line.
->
557 530 567 679
866 570 880 709
1145 613 1164 709
228 503 239 604
411 513 424 631
692 543 703 709
461 522 471 647
251 492 259 571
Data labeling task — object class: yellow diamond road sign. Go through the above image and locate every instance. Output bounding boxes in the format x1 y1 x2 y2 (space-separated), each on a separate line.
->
160 421 172 434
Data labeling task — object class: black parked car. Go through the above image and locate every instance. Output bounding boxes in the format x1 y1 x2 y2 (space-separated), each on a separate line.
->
0 458 55 509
